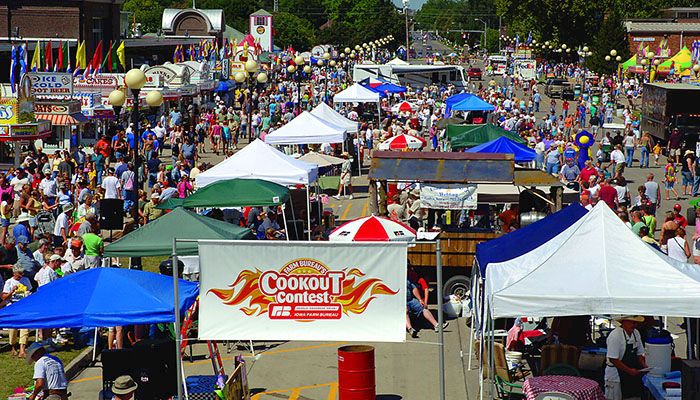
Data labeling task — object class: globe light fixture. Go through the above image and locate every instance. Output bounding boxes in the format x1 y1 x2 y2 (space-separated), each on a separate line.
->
145 90 163 107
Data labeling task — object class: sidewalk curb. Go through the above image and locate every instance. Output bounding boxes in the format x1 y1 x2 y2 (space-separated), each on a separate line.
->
65 346 98 381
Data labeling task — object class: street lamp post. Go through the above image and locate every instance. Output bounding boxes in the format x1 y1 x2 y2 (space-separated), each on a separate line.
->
234 59 268 141
403 0 410 62
475 18 487 53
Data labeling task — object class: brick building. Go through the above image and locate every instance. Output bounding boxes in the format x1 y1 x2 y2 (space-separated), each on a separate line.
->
0 0 123 55
625 8 700 56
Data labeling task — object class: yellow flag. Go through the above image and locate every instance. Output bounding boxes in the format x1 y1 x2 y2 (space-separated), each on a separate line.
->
75 41 87 70
30 41 41 71
116 41 126 70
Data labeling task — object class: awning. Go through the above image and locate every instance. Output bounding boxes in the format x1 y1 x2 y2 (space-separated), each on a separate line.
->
35 113 89 126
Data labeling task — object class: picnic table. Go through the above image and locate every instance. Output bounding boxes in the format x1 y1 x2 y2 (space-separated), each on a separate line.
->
523 375 605 400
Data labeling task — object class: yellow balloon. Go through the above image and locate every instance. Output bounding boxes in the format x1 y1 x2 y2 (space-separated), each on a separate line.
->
579 135 590 145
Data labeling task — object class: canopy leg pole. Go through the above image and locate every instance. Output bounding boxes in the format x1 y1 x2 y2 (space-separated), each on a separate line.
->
289 191 299 240
306 185 312 240
467 262 478 371
92 328 98 362
436 239 446 400
172 238 184 400
356 129 362 177
489 305 496 400
282 204 290 242
479 296 487 400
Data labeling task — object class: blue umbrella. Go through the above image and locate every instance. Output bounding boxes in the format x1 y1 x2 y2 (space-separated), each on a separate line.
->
0 268 199 329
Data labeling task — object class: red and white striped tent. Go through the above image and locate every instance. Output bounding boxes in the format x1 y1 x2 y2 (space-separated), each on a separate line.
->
378 133 427 151
329 215 416 242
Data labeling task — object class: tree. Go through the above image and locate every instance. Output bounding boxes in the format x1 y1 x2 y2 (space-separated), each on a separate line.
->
588 12 630 75
123 0 178 34
273 11 318 50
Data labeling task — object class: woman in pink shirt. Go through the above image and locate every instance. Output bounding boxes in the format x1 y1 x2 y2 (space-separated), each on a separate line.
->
177 174 193 198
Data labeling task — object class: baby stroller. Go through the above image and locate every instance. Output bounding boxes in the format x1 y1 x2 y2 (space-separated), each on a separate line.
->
35 211 56 237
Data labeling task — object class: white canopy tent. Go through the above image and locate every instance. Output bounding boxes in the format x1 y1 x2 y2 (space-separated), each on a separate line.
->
333 83 381 103
479 203 700 400
195 139 318 187
333 83 381 177
485 203 700 318
310 102 359 133
264 111 347 145
195 139 319 239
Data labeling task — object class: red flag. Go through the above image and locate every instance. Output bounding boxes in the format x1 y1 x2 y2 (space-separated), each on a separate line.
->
44 41 53 72
89 40 103 72
107 40 113 72
56 41 64 71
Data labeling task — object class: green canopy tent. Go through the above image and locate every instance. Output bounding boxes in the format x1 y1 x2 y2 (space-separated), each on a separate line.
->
156 197 185 210
104 207 255 257
182 178 290 208
446 124 526 148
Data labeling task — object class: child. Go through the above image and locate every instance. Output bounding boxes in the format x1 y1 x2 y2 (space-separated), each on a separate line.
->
664 157 679 200
652 143 662 167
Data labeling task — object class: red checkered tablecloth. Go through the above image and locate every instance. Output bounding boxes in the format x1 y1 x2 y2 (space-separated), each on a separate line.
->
523 375 605 400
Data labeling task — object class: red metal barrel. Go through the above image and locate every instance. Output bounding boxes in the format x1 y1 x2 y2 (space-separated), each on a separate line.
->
337 345 376 400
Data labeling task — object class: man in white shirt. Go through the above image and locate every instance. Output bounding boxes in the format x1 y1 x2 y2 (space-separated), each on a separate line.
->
26 342 68 400
2 265 33 357
52 204 73 248
35 255 62 287
10 168 30 216
608 144 626 176
101 168 121 200
604 315 648 400
38 171 57 204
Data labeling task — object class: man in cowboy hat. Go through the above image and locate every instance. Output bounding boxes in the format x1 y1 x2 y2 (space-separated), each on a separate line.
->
604 315 648 400
111 375 138 399
26 342 68 400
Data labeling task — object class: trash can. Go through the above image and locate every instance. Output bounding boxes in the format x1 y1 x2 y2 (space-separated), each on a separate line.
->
338 345 375 400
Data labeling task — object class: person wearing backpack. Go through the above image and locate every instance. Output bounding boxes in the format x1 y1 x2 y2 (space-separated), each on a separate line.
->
120 162 136 212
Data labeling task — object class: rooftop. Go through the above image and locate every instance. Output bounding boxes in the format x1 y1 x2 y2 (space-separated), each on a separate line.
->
624 21 700 33
646 83 700 90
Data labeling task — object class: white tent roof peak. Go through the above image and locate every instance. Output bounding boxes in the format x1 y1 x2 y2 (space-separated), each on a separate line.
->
264 111 346 145
485 202 700 318
310 102 359 133
195 139 318 187
333 83 381 103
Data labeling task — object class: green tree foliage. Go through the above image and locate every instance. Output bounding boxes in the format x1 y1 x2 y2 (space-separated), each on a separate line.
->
123 0 180 34
588 12 630 75
124 0 403 51
273 12 318 50
414 0 498 51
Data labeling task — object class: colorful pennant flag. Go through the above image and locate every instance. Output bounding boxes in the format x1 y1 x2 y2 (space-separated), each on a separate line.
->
44 41 53 72
116 41 125 70
30 41 41 72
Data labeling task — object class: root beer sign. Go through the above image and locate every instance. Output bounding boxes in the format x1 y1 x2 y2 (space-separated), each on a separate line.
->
199 242 407 342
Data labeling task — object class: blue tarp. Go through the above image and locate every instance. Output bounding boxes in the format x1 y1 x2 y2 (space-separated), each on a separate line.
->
444 93 494 116
0 268 199 329
475 203 588 276
466 136 537 163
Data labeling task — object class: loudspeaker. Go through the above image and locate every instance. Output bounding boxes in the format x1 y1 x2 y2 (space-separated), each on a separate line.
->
96 199 124 230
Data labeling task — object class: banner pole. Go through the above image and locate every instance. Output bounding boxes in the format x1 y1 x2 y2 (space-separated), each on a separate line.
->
306 185 312 240
172 238 184 400
436 239 446 400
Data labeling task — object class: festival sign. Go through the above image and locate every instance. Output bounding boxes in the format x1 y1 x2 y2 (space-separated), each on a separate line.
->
198 241 407 342
420 184 478 210
28 72 73 97
0 98 34 125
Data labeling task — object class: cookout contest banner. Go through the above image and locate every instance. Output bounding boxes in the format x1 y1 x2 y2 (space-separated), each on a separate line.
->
198 241 407 342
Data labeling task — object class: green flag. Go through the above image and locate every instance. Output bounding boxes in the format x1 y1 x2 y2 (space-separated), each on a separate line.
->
111 41 119 72
100 41 112 72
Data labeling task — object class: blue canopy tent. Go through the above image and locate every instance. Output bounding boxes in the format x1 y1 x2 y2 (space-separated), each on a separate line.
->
476 203 588 277
465 136 537 163
0 268 199 329
444 93 495 117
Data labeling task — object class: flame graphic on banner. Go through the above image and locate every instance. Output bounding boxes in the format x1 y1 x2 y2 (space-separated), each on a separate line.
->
208 269 271 316
207 267 397 317
337 268 398 315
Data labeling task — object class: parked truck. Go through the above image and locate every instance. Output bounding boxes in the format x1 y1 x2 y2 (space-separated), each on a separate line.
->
642 83 700 143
